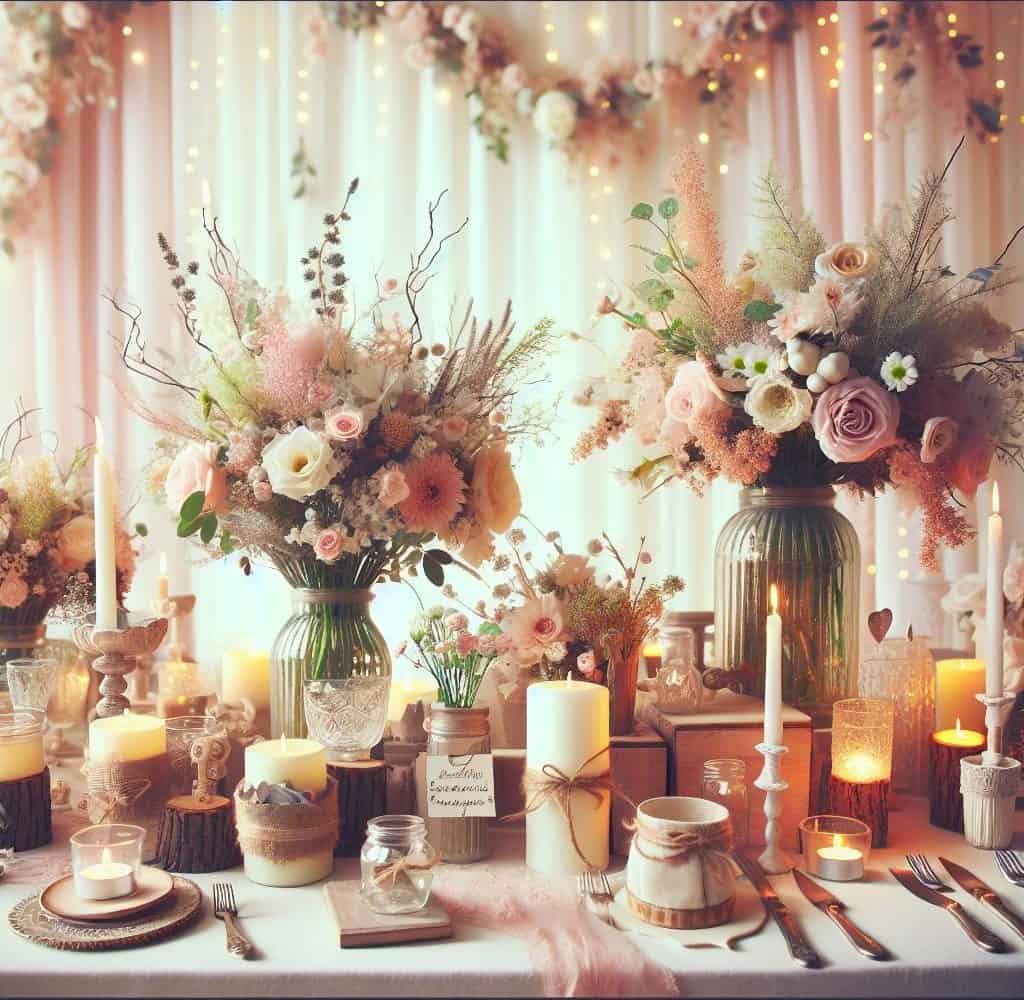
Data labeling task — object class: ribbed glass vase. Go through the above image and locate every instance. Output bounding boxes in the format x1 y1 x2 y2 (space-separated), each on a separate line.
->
713 487 860 728
271 587 391 741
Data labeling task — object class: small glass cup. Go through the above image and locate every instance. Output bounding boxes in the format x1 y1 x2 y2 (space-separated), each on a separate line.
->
165 715 228 797
701 758 749 848
0 709 46 782
71 823 145 900
6 658 58 713
656 660 703 714
304 676 390 762
798 815 871 881
360 815 437 914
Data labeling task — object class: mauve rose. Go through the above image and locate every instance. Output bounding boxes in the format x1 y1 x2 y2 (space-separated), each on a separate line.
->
664 361 729 428
324 408 364 441
920 416 959 464
947 431 994 499
811 376 900 463
165 442 227 515
0 573 29 609
313 527 344 563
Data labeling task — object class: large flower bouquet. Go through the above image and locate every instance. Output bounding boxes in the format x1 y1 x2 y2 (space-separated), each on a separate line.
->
576 139 1023 571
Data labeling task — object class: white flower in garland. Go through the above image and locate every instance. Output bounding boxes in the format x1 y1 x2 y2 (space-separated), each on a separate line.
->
532 90 578 142
716 344 751 376
880 352 919 392
744 372 813 434
744 345 786 379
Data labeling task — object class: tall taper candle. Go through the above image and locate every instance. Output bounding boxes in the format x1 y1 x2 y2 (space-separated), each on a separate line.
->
157 552 169 601
764 584 783 746
983 481 1004 765
92 418 118 630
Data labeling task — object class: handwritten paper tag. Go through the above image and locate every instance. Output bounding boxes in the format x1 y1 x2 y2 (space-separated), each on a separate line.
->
425 753 496 818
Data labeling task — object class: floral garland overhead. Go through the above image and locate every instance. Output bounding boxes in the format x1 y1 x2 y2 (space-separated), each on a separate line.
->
307 1 1003 171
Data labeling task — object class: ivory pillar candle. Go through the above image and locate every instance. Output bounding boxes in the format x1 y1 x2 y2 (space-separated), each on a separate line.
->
934 658 986 733
929 720 985 832
89 713 166 762
525 680 610 876
763 584 783 746
222 649 271 709
92 417 118 630
0 712 45 781
244 734 327 793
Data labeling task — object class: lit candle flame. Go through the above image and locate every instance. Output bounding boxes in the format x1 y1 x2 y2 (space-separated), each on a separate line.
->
956 716 962 736
770 584 779 615
993 481 1000 515
832 834 845 850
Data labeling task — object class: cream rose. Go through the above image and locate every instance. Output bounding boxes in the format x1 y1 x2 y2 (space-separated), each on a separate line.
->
165 442 227 515
532 90 578 142
1 83 47 132
261 426 336 501
0 157 41 200
469 443 521 534
57 514 95 570
744 373 813 434
920 416 959 464
815 242 879 282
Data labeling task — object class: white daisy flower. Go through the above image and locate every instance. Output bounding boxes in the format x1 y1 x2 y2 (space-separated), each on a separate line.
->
716 344 751 376
880 352 919 392
744 345 787 379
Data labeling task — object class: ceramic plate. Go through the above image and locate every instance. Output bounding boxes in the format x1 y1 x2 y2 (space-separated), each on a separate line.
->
607 873 767 948
39 866 174 923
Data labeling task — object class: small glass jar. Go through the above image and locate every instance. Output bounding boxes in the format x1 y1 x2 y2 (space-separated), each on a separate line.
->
701 758 749 848
71 824 145 900
657 616 697 673
656 660 703 714
360 815 437 914
799 815 871 881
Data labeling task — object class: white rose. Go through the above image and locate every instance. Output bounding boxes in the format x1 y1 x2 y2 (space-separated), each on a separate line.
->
814 242 879 282
261 426 337 501
532 90 577 143
441 4 462 29
18 32 49 74
743 373 813 434
454 10 480 42
61 2 91 30
0 157 41 200
1 83 48 132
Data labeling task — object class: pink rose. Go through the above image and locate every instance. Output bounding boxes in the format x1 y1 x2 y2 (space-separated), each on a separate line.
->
252 480 273 503
308 378 338 409
920 416 959 464
501 63 529 93
577 649 598 677
664 361 730 428
456 632 478 657
313 527 344 563
811 377 900 463
0 574 29 609
378 467 410 508
324 409 364 441
165 442 228 515
947 432 995 499
440 415 468 442
445 612 469 631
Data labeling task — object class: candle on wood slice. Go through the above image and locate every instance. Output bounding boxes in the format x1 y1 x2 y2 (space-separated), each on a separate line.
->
221 649 272 736
929 719 985 832
244 734 327 793
89 713 166 762
525 680 610 876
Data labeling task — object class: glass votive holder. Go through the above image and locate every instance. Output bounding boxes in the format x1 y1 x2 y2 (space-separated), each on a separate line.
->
71 824 145 900
304 676 390 762
701 758 749 847
360 815 438 914
799 815 871 881
156 660 215 720
831 697 894 783
165 715 228 797
0 710 46 783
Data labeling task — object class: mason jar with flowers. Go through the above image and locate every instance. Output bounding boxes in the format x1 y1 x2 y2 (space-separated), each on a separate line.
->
125 182 553 740
575 142 1024 724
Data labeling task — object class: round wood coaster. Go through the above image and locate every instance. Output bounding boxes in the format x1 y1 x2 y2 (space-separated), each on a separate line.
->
40 866 174 923
9 876 201 951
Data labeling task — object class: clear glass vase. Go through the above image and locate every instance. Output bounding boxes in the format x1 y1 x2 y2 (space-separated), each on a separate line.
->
272 587 391 741
713 487 860 728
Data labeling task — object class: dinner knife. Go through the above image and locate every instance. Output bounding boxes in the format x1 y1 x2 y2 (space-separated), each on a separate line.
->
792 869 890 960
890 868 1007 953
940 856 1024 942
734 853 822 968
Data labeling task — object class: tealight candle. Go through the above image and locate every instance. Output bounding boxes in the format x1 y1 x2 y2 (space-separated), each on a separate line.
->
815 838 865 881
70 824 145 901
799 815 871 882
75 848 135 900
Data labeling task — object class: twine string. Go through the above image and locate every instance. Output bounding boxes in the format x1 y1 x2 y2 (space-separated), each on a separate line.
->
371 854 440 889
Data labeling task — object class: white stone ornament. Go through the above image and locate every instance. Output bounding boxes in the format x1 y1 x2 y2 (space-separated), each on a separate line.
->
786 339 820 376
806 372 829 394
817 351 850 385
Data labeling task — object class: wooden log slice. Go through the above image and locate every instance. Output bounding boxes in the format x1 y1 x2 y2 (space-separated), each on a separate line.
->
329 760 388 857
828 775 889 847
626 887 735 929
929 740 975 833
154 794 241 873
0 768 52 851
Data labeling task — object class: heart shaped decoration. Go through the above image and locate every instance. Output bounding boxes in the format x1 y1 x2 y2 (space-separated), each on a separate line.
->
867 608 893 645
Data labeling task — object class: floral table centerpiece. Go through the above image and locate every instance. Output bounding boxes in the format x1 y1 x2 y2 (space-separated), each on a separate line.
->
575 139 1023 724
118 184 551 739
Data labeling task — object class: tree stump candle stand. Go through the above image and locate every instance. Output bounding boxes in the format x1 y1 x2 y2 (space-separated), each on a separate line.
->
0 768 52 851
929 733 984 832
828 775 889 848
155 794 241 873
330 760 388 857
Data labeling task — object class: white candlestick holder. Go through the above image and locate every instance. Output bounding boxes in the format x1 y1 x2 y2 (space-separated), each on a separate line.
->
960 753 1022 849
754 742 794 874
976 691 1016 767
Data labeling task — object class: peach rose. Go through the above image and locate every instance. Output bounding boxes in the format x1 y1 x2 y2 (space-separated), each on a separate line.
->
0 573 29 609
815 242 879 282
947 432 995 499
456 520 495 566
57 514 95 570
325 408 364 441
440 415 468 442
378 467 410 508
920 416 959 464
313 527 344 563
469 443 521 535
165 442 227 515
664 361 730 428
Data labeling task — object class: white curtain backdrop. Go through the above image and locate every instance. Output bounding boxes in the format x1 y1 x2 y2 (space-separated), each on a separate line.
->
4 0 1024 679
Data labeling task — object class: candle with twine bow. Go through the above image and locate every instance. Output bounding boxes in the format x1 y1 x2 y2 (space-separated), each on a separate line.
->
519 680 611 876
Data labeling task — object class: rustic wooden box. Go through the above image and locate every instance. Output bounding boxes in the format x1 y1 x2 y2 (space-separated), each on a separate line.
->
489 723 669 855
642 691 811 850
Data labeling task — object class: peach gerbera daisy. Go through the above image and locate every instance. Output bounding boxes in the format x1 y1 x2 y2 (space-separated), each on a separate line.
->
399 451 467 534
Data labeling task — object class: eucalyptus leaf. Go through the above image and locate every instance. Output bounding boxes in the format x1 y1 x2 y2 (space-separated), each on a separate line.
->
199 515 218 545
653 254 672 273
135 522 148 538
743 300 784 322
657 197 679 220
179 491 206 524
220 530 234 555
422 555 445 587
630 202 654 221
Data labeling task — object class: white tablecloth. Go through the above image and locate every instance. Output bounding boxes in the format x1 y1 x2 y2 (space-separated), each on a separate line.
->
2 760 1023 998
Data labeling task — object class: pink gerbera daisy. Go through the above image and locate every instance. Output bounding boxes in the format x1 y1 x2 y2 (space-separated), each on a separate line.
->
399 451 467 534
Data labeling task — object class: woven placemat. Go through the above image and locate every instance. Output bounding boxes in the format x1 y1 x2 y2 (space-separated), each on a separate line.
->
8 876 202 951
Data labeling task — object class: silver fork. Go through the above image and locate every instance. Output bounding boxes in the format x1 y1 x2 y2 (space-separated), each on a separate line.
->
995 850 1024 888
212 882 254 958
577 871 620 929
906 854 952 892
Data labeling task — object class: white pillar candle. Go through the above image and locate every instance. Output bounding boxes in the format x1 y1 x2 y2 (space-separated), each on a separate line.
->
89 713 166 762
525 680 610 876
221 649 271 709
92 417 118 630
244 734 327 793
984 482 1004 764
763 584 783 746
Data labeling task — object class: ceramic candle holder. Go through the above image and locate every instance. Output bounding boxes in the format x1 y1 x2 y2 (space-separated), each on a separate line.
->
798 815 871 882
71 824 145 901
960 755 1022 849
